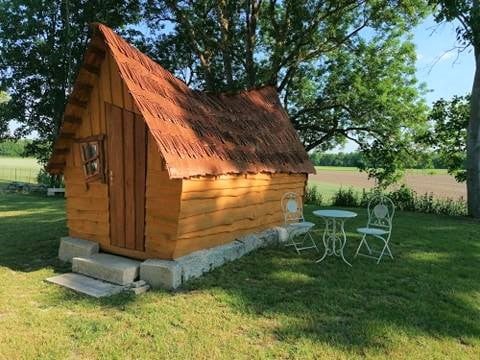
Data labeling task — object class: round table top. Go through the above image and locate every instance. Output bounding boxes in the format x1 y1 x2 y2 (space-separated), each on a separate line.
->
313 209 358 219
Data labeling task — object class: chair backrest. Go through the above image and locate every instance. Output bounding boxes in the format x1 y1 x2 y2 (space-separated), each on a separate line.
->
367 194 395 232
281 192 304 225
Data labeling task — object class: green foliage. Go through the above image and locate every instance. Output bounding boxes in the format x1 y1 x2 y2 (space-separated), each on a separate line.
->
322 185 467 216
310 151 449 169
36 169 63 187
421 95 470 182
332 187 359 207
0 139 29 157
310 152 364 167
144 0 430 185
304 185 323 206
0 0 142 163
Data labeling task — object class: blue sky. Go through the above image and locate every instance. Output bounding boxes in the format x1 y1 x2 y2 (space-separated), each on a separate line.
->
337 15 475 153
414 16 474 104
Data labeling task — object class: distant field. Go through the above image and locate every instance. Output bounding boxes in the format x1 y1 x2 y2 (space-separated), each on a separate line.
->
0 156 41 183
310 166 466 201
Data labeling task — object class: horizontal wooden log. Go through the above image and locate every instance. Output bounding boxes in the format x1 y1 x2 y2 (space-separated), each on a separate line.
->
68 218 109 236
172 219 281 258
65 183 108 198
179 187 304 218
181 182 305 201
177 212 282 240
177 200 289 235
67 208 109 223
181 176 305 193
66 196 108 211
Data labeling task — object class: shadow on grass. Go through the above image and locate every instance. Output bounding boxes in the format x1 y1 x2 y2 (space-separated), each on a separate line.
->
182 207 480 352
0 193 68 272
0 193 142 308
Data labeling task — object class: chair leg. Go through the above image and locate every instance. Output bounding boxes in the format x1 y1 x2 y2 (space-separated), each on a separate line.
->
355 234 371 257
305 231 319 252
376 237 393 264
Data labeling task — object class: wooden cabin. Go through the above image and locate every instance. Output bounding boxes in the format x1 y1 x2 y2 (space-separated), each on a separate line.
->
47 23 315 260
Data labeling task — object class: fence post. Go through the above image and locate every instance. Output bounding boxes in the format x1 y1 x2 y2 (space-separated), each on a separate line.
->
15 168 17 182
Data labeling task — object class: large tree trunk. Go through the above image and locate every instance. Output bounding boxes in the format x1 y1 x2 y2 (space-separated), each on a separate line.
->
467 47 480 217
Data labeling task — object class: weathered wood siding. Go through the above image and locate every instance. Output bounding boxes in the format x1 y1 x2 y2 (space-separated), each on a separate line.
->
172 173 307 258
144 135 182 259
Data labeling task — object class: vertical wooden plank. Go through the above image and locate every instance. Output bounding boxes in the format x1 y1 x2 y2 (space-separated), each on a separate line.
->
134 114 147 251
90 86 101 135
101 54 112 104
123 83 134 112
109 55 124 108
123 110 136 249
107 104 125 248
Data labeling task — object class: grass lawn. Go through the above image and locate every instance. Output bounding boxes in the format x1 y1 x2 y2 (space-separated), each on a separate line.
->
1 194 479 358
0 156 41 183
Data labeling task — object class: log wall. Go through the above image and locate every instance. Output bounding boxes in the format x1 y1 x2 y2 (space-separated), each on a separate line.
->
172 173 307 258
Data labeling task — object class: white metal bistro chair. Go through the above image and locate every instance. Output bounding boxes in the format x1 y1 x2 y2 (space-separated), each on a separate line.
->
355 194 395 263
281 192 318 254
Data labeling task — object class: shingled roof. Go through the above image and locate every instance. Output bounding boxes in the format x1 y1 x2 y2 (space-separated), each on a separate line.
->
47 23 315 178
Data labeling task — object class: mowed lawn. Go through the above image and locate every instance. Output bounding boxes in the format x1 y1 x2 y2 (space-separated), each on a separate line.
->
0 156 41 184
1 194 480 359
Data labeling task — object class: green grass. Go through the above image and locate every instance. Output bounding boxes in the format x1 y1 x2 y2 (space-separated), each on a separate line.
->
308 180 362 204
1 194 480 358
0 156 41 183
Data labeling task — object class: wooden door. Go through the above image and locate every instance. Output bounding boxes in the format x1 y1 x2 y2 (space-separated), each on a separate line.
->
106 103 147 251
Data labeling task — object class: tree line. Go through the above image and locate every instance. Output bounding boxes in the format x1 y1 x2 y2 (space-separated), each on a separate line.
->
310 151 452 170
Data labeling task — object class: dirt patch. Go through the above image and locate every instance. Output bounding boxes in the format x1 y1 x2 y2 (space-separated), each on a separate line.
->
310 170 466 200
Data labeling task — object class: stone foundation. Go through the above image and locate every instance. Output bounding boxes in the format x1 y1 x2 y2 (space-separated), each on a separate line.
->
140 226 291 290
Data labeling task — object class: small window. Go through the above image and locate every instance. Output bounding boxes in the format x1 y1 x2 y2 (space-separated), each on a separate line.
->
78 135 105 182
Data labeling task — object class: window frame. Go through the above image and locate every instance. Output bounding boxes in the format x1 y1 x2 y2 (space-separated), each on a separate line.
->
76 134 105 183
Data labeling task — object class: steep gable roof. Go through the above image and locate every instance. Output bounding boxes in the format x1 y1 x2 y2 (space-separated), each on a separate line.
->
48 23 314 178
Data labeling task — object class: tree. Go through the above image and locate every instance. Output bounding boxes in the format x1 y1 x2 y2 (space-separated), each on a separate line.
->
0 0 142 163
422 95 470 181
431 0 480 217
143 0 429 186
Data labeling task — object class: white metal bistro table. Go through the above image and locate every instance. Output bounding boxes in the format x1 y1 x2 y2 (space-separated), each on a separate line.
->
313 209 358 266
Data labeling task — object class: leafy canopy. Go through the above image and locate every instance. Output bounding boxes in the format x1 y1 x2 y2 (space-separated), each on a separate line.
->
143 0 429 185
0 0 142 163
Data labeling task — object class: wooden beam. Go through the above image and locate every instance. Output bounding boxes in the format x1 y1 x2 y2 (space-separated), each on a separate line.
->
68 97 88 108
47 162 66 169
63 115 81 124
77 83 94 92
82 63 100 76
61 132 75 139
89 44 106 59
54 148 70 156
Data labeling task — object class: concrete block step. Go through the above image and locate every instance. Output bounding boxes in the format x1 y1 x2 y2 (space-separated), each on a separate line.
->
58 237 99 263
46 273 126 298
72 253 141 285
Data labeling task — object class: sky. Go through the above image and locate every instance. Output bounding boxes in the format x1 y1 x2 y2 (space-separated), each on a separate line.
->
336 15 476 153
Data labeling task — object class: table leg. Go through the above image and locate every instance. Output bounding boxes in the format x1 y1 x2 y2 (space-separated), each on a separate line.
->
338 220 352 266
316 217 352 266
316 218 331 263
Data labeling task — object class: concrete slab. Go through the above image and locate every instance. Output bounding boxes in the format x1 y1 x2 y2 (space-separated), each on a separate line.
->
72 253 141 285
58 237 99 263
46 273 125 298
